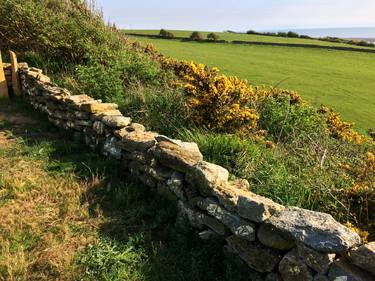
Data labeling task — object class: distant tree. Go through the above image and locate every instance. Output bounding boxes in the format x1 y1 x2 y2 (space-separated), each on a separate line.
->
277 32 288 37
299 34 311 39
159 29 174 38
207 32 219 41
246 30 257 34
190 31 203 41
287 31 299 38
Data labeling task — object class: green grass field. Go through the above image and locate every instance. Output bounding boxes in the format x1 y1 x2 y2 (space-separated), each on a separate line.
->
125 29 375 50
128 34 375 133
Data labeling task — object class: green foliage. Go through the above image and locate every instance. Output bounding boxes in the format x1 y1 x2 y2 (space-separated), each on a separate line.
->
75 237 147 281
75 58 124 103
131 35 375 132
190 31 203 41
258 96 326 142
277 32 288 37
159 29 175 38
0 0 124 64
287 31 299 38
207 32 220 41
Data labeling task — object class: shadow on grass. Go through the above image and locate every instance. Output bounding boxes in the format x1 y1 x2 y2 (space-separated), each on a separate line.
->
0 98 258 281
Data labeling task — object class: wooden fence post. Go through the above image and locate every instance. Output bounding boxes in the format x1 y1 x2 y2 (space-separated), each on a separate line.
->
9 50 21 96
0 51 9 98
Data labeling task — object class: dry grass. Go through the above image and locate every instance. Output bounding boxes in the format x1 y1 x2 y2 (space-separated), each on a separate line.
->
0 146 107 280
0 102 105 280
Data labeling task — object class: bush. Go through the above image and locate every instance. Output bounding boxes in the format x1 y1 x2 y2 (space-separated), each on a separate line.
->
0 0 124 65
287 31 299 38
277 32 288 37
207 32 219 41
159 29 175 38
258 96 325 142
190 31 203 41
246 30 257 34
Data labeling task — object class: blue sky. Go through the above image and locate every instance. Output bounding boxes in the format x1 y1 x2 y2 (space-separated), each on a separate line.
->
95 0 375 31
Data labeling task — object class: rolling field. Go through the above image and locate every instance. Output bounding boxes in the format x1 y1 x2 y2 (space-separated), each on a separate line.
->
124 29 375 50
128 35 375 132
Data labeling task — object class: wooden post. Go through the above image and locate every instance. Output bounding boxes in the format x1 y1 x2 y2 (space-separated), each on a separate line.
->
9 50 21 96
0 51 8 98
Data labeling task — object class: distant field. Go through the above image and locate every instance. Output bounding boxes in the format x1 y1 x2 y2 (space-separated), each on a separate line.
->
128 36 375 132
124 29 375 50
127 34 375 132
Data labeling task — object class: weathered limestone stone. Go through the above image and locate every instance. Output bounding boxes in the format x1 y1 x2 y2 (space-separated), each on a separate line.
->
210 181 247 211
297 243 336 274
198 198 255 241
237 192 284 223
122 131 157 152
166 172 186 200
279 249 313 281
152 140 203 173
347 242 375 275
268 207 361 253
114 128 129 139
313 274 329 281
201 215 226 235
265 273 283 281
226 235 281 273
186 161 229 195
82 102 118 113
125 123 145 132
128 161 146 176
257 223 295 250
73 111 90 120
198 229 219 240
157 182 177 201
93 121 105 135
146 163 172 181
328 259 374 281
102 116 131 128
122 151 147 164
103 137 122 159
138 173 156 188
177 201 225 235
74 120 92 127
65 94 94 106
92 109 122 120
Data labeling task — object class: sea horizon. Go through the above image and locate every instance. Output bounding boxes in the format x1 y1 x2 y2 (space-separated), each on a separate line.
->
264 26 375 39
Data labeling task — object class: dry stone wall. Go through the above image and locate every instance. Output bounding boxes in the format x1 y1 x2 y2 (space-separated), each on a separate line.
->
12 66 375 281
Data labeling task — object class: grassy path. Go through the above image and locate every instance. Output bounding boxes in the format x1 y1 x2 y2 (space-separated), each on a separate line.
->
0 99 253 281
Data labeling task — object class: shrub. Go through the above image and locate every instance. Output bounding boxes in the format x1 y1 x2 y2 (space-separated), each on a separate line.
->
190 31 203 41
207 32 219 41
0 0 124 65
287 31 299 38
258 95 325 142
277 32 288 37
246 30 257 34
159 29 175 38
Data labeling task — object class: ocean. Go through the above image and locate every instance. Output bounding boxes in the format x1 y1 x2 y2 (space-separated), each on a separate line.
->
267 27 375 40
